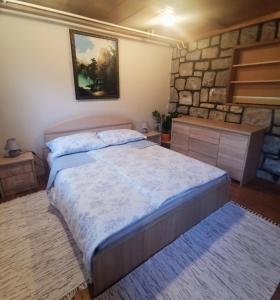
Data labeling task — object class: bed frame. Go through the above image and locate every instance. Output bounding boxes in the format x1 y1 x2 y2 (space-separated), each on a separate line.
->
44 115 230 297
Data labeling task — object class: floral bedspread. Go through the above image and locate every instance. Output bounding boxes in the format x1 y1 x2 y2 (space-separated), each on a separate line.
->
49 144 227 282
89 145 227 206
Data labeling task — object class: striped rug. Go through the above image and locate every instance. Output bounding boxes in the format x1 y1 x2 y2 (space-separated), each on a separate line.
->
0 191 88 300
0 191 279 300
97 202 280 300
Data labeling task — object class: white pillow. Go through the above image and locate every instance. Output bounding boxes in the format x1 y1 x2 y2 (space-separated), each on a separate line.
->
97 129 146 146
47 132 106 158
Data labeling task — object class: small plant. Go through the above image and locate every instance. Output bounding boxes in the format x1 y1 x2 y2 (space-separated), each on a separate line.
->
152 110 178 134
162 112 178 133
161 114 171 133
152 110 162 132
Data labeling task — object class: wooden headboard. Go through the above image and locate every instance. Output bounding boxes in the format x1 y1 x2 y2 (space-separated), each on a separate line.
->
44 115 133 143
42 115 133 164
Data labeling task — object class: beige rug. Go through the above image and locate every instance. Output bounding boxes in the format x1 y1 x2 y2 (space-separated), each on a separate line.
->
1 191 280 300
0 191 87 300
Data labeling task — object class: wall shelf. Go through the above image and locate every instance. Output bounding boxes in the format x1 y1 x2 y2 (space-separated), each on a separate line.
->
232 60 280 68
230 80 280 84
227 39 280 106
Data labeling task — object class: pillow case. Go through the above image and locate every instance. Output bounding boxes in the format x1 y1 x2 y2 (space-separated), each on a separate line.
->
97 129 146 146
47 132 106 158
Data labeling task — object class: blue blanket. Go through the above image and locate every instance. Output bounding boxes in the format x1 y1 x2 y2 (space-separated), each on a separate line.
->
46 152 95 190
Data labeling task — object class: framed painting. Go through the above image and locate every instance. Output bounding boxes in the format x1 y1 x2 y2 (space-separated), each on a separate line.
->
69 30 119 100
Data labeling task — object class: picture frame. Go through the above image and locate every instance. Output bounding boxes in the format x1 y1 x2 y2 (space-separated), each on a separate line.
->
69 29 119 100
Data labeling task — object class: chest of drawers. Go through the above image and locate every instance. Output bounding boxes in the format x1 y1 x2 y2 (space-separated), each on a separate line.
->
171 117 266 185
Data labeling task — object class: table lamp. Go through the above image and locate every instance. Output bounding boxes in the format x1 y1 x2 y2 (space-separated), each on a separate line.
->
4 138 22 157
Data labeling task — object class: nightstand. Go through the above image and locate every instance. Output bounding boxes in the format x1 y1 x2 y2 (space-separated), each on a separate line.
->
0 152 38 199
144 131 161 144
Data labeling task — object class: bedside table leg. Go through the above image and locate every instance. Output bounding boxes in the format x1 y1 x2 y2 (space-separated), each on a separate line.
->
0 181 4 199
32 160 38 189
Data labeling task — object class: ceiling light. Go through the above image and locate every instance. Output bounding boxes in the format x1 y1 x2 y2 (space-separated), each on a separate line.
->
161 7 176 27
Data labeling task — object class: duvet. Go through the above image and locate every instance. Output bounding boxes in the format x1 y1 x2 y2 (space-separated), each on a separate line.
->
48 142 228 282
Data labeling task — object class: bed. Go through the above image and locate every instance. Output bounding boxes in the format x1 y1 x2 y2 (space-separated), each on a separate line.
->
44 115 230 297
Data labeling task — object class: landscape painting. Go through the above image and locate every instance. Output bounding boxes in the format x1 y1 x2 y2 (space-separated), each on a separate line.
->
70 30 119 100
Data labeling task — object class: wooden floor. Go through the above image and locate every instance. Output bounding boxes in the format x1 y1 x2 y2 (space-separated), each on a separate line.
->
231 179 280 224
1 177 279 299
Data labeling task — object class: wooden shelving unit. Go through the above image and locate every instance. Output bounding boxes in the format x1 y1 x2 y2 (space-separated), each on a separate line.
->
227 39 280 106
230 80 280 84
232 60 280 68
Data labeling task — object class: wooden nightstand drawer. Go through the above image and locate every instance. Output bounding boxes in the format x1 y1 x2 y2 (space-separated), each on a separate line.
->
0 152 38 198
1 172 36 196
0 161 32 178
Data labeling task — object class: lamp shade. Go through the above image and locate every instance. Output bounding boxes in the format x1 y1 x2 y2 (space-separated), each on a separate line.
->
5 138 21 151
140 122 149 133
4 138 22 157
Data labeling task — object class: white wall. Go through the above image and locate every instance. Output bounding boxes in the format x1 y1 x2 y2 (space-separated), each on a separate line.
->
0 12 172 154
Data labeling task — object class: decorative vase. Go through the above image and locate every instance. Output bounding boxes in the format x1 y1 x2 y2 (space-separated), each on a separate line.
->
161 133 171 142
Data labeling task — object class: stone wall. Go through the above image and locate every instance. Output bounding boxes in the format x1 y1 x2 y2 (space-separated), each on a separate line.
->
168 19 280 184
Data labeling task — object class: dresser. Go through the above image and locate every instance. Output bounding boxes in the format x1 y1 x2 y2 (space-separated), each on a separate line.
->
0 152 38 198
171 116 267 185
